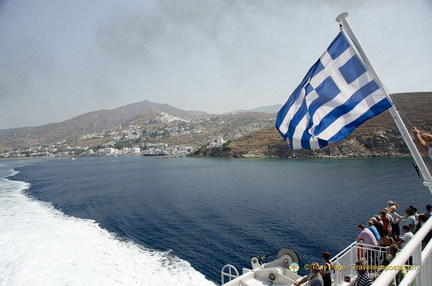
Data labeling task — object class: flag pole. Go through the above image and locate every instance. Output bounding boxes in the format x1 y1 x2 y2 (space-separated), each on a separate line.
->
336 12 432 193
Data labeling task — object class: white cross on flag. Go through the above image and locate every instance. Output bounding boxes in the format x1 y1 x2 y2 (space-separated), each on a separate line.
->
276 32 392 149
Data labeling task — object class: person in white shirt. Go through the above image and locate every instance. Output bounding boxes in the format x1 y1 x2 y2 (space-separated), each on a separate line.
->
397 225 413 249
397 225 414 265
388 206 402 241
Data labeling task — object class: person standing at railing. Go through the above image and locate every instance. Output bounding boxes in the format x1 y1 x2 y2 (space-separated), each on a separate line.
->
425 204 432 219
386 201 399 210
371 217 384 238
380 210 392 234
414 214 428 233
378 229 394 263
397 226 414 249
388 206 402 241
372 244 406 285
378 229 394 247
366 221 380 242
414 214 432 249
356 224 378 265
356 225 378 246
409 206 419 222
403 208 416 233
320 252 334 286
397 225 414 265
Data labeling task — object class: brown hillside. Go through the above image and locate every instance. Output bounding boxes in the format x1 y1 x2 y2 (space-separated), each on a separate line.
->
193 92 432 158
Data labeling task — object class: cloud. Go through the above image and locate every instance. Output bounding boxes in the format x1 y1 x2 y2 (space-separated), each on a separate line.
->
0 0 431 129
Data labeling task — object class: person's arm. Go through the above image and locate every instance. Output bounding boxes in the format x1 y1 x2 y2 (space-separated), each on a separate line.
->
319 263 330 277
396 214 402 222
412 127 430 157
319 268 326 278
397 239 404 247
294 275 309 285
422 133 432 141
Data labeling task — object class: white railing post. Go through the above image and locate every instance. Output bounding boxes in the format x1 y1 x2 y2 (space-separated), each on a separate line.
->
414 244 422 285
420 239 432 286
221 264 239 285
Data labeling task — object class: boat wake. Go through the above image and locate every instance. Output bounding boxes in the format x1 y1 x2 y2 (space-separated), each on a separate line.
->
0 165 215 286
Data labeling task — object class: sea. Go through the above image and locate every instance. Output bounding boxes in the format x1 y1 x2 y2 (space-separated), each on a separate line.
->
1 156 431 285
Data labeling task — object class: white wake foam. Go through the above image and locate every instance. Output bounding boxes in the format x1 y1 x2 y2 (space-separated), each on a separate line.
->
0 174 216 286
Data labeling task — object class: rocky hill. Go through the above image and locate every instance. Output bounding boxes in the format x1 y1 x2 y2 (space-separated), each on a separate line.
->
192 92 432 158
0 92 431 159
0 100 207 152
0 100 275 154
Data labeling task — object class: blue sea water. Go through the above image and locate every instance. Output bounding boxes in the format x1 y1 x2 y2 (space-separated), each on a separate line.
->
1 156 431 285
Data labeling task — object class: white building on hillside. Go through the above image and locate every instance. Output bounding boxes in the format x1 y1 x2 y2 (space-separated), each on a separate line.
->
209 135 224 148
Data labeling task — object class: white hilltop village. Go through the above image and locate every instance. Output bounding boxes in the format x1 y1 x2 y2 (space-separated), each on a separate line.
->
0 111 229 159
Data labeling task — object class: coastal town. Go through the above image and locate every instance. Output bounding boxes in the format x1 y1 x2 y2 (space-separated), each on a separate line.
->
0 123 225 159
1 92 430 160
0 105 276 160
0 141 196 159
0 110 232 159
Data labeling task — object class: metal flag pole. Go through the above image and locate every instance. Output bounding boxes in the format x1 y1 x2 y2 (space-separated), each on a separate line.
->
335 12 432 194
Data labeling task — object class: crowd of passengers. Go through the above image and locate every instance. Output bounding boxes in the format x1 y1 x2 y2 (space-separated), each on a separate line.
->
357 201 432 250
294 202 432 286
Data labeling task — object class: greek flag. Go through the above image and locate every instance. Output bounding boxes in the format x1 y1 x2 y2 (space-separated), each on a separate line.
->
276 32 392 149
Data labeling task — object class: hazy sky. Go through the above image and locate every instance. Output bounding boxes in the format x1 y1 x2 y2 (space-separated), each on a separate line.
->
0 0 431 129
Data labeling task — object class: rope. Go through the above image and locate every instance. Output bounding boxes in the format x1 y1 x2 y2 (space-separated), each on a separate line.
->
388 94 415 130
389 93 432 172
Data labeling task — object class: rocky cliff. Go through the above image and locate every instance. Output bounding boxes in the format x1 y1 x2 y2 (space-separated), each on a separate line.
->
192 92 432 159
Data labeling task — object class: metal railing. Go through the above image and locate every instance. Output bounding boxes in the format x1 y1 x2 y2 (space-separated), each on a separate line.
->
221 264 240 285
372 217 432 286
330 242 391 285
329 218 432 286
221 219 432 286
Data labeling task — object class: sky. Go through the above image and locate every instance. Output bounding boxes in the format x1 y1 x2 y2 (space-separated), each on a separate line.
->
0 0 431 129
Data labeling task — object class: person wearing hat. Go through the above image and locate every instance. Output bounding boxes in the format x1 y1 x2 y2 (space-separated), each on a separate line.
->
387 200 399 210
388 205 402 241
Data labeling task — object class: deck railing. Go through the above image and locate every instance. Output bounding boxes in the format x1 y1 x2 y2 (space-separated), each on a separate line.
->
330 242 390 285
329 218 432 286
372 217 432 286
221 264 239 285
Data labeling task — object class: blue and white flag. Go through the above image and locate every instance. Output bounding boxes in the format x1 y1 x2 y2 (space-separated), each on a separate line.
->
276 32 392 149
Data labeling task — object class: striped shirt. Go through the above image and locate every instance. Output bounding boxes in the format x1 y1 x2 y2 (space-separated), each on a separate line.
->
356 273 372 286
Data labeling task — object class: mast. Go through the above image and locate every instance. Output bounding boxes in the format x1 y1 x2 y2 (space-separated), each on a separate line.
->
335 12 432 194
